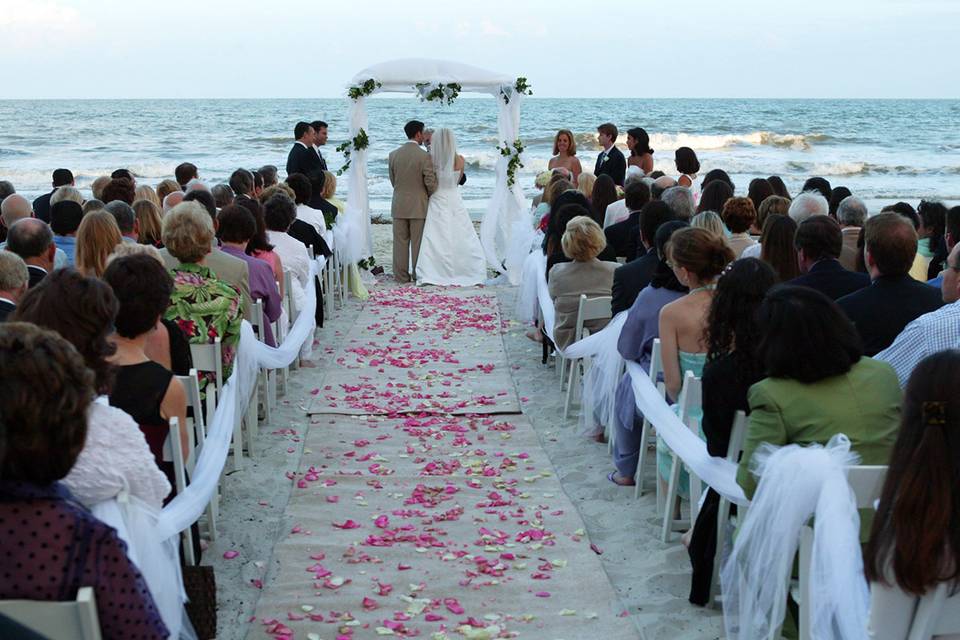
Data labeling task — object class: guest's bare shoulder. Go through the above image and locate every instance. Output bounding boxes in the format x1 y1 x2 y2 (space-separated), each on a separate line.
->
454 155 465 171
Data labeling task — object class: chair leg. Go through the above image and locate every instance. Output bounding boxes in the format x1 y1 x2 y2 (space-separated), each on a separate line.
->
661 451 682 543
563 358 580 420
634 418 651 498
182 528 197 566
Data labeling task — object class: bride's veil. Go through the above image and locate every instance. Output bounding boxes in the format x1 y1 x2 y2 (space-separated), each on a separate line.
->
430 127 456 174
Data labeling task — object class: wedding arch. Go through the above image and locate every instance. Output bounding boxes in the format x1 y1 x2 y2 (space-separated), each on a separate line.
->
338 58 532 283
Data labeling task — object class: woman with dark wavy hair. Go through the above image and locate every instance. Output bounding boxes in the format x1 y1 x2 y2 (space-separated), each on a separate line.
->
686 258 777 605
865 350 960 635
12 268 171 510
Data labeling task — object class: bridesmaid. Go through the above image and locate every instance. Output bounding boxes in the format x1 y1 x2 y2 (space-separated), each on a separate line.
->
548 129 582 183
627 127 655 174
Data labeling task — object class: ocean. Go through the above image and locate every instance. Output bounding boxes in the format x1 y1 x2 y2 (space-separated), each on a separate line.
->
1 98 958 216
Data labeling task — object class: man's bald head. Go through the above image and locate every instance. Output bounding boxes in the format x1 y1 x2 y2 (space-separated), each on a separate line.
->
6 218 53 262
163 191 185 214
0 194 32 227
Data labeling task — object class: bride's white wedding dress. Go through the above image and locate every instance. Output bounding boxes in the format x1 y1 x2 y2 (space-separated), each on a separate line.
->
416 167 487 286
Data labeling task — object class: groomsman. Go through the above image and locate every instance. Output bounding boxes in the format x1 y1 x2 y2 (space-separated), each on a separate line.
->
595 123 626 186
310 120 329 172
286 121 325 190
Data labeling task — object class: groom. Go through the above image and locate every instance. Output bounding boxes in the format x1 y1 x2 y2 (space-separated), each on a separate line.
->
389 120 438 283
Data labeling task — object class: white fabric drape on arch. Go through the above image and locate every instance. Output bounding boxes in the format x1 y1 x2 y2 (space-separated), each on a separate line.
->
343 59 528 281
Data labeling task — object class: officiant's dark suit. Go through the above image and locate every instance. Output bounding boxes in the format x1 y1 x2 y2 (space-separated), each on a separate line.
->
595 146 626 186
286 123 326 197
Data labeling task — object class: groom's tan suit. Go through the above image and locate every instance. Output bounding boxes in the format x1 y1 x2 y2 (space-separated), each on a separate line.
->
389 140 437 282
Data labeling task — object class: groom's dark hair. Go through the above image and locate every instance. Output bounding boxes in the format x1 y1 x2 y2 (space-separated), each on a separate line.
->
294 121 313 140
404 120 425 140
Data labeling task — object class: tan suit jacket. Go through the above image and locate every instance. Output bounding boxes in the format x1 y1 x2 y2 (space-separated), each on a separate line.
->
159 246 252 318
388 141 437 219
547 258 617 350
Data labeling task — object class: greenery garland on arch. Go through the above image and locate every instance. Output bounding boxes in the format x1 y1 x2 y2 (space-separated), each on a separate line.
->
497 138 525 188
347 78 381 101
335 128 370 177
500 76 533 104
414 82 461 105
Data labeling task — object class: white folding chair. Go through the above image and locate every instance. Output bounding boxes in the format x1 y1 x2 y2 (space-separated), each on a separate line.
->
796 465 887 640
563 294 612 420
0 587 102 640
283 271 301 371
188 338 243 471
246 299 274 425
606 357 626 455
175 370 218 542
634 338 664 498
871 582 960 640
660 370 702 543
708 409 748 608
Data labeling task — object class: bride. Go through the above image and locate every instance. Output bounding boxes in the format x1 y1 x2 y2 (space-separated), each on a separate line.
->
416 128 488 286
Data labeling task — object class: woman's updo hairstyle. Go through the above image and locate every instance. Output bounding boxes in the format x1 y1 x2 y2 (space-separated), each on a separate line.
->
667 227 734 281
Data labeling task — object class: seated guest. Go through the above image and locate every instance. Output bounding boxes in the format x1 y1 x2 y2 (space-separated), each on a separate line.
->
49 185 84 207
105 200 139 243
827 185 852 220
801 176 832 202
604 171 645 227
216 205 282 345
611 200 675 314
687 258 777 605
696 179 733 216
838 213 943 356
156 178 181 203
768 175 791 199
159 198 252 318
162 190 184 214
0 251 28 321
134 199 163 247
12 269 171 509
917 199 948 278
162 202 243 396
107 244 193 376
720 197 759 257
750 194 791 238
928 205 960 288
175 162 198 190
737 285 900 501
546 204 617 276
50 200 83 266
211 183 234 209
0 180 13 203
543 189 592 256
700 168 735 194
864 350 960 636
259 164 279 189
577 172 596 200
250 170 264 199
229 168 258 209
788 190 828 223
1 194 34 238
877 241 960 386
237 196 285 297
691 211 726 237
0 322 168 639
604 179 652 259
134 184 160 208
661 186 695 221
263 192 313 322
102 254 188 494
82 198 104 214
651 175 678 200
101 176 136 205
547 216 617 350
882 202 930 281
317 171 344 229
285 172 327 237
759 214 799 281
656 228 735 497
590 174 619 227
538 177 573 231
747 178 775 213
90 175 111 201
610 220 690 484
789 215 869 299
75 210 122 278
836 195 867 270
6 218 56 287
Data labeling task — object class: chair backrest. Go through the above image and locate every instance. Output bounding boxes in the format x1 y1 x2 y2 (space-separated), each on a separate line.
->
189 338 223 419
676 371 702 430
174 369 204 471
573 294 613 343
727 410 748 462
649 338 664 393
0 586 103 640
246 299 266 340
283 271 297 322
909 582 960 639
847 465 886 509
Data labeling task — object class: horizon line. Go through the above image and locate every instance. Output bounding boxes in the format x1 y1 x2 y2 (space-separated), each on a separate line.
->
0 96 957 101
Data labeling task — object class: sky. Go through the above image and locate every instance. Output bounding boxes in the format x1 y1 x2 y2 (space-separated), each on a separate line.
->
1 0 957 99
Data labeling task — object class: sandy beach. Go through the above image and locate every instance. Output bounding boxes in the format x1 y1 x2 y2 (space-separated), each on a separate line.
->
202 223 724 639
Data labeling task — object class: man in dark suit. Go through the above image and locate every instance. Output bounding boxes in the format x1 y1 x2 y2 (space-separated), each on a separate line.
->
611 200 676 314
5 219 55 288
287 122 326 189
310 120 329 173
789 215 869 300
594 123 626 186
32 168 73 223
838 213 944 356
605 180 651 259
0 251 28 321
